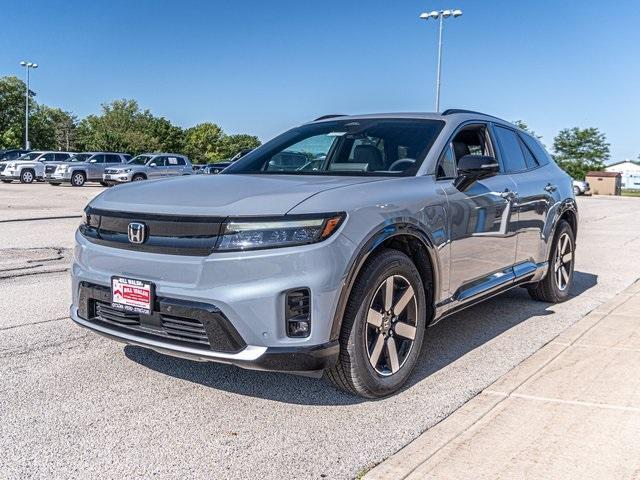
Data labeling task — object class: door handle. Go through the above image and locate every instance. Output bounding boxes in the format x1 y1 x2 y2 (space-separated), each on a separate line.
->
544 183 557 192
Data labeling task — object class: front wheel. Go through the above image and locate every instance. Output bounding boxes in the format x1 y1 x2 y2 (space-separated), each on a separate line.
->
132 174 146 182
573 185 581 196
71 172 86 187
528 220 575 303
326 249 427 398
20 169 35 184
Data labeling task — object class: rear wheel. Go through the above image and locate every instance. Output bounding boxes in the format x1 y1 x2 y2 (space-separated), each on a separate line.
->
20 169 35 184
71 171 86 187
528 220 575 303
327 249 427 398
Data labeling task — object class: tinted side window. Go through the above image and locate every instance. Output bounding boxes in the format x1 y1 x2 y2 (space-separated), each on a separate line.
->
55 153 70 161
437 145 457 179
104 154 120 163
520 141 539 169
519 133 551 166
122 155 132 162
151 156 165 167
91 154 106 163
494 126 527 173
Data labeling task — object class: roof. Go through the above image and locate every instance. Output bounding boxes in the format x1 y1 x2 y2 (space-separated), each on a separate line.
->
309 110 511 126
606 159 640 168
585 171 621 178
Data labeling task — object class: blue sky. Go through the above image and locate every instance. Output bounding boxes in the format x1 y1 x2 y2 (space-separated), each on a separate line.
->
2 0 638 161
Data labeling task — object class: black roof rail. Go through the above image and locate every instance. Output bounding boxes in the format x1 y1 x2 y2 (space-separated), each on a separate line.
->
441 109 503 121
313 114 347 121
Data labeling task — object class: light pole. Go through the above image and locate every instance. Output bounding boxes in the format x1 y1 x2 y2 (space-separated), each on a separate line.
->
419 9 462 112
19 61 38 150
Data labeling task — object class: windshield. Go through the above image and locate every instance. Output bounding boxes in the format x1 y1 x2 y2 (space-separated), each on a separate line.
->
17 152 43 161
224 119 444 176
128 155 152 165
69 154 92 162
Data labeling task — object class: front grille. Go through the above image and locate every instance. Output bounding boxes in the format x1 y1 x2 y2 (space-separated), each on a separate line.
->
95 302 141 327
78 282 247 353
45 165 57 174
79 208 224 256
104 169 118 174
161 315 209 345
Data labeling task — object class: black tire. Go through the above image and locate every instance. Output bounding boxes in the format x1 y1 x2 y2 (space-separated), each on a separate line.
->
573 185 581 196
132 174 146 182
49 182 61 186
1 179 12 184
326 248 427 398
100 181 109 187
528 220 575 303
71 171 86 187
20 169 35 184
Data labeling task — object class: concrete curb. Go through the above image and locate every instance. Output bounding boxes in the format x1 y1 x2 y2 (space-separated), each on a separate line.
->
364 279 640 480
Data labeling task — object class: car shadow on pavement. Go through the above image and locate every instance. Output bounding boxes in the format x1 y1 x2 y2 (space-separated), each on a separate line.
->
125 271 598 405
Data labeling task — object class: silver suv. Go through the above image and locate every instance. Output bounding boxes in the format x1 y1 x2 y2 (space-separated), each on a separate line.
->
46 152 132 187
71 111 578 398
102 153 192 185
1 151 73 183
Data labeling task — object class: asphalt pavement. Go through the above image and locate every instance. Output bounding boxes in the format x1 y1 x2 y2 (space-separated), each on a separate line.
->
1 183 640 479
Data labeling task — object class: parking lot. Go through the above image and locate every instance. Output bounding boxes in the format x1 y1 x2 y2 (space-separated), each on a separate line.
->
2 183 640 480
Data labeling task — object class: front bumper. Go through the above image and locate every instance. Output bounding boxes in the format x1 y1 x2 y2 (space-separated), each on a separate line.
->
72 228 355 373
45 172 72 183
103 172 133 183
70 300 339 376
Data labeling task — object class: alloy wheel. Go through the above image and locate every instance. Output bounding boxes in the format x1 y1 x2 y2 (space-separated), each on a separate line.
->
22 171 33 183
365 275 418 376
554 232 573 291
72 173 85 186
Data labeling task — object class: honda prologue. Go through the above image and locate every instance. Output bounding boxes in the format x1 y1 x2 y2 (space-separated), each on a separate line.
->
71 111 577 397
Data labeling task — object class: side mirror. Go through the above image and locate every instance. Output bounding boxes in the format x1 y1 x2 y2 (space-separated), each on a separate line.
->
454 155 499 190
149 163 157 167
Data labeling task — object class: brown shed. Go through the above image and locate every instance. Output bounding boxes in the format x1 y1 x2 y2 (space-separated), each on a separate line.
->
585 171 622 196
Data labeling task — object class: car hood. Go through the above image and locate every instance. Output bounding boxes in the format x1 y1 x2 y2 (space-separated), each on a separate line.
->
90 174 389 216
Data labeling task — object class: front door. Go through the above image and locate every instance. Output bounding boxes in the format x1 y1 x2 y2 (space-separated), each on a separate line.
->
147 156 166 178
437 124 518 301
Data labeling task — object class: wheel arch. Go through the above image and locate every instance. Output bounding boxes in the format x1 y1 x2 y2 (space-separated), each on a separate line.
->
329 222 440 341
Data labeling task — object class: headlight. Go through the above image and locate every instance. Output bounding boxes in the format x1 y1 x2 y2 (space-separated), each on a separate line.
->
7 162 16 168
216 213 345 251
121 168 132 173
59 165 69 172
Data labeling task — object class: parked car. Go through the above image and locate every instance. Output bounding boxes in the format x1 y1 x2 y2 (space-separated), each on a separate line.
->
572 179 590 196
46 152 132 187
72 110 578 398
192 165 207 174
102 153 192 185
203 148 254 174
0 151 73 183
0 148 30 161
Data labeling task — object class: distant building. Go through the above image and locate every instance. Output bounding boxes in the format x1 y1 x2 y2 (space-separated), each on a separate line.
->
605 160 640 190
585 171 622 196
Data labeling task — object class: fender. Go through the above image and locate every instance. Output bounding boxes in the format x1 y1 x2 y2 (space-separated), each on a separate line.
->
543 197 578 261
329 220 442 341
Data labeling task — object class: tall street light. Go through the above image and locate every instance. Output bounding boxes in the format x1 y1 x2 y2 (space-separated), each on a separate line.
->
20 61 38 150
419 9 462 112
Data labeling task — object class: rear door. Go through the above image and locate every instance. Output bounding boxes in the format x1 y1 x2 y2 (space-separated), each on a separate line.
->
440 123 519 301
165 156 183 176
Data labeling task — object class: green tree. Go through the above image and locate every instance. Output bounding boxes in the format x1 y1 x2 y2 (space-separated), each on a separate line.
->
183 123 226 163
30 106 77 150
219 133 261 159
75 99 184 155
0 76 30 149
553 127 610 180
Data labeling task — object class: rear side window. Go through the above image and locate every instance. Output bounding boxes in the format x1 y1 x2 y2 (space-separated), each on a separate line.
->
90 154 106 163
151 156 165 166
122 155 132 162
55 153 70 161
494 126 527 173
104 154 121 163
519 133 551 166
